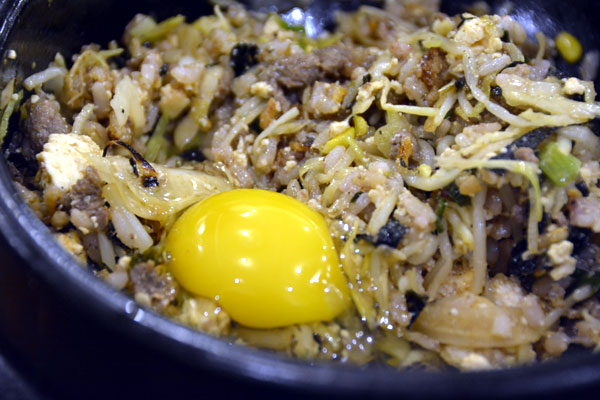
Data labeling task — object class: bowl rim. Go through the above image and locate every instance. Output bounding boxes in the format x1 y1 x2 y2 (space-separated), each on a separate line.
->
1 0 600 397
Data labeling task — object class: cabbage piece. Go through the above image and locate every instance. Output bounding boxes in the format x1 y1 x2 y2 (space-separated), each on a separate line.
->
412 293 542 348
87 153 231 222
110 76 146 134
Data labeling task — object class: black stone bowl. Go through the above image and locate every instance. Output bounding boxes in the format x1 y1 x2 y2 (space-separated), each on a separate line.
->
0 0 599 398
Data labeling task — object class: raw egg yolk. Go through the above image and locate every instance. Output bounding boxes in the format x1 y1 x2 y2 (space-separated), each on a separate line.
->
165 189 350 329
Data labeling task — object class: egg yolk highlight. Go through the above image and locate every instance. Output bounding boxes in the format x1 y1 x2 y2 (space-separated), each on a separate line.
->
165 189 350 328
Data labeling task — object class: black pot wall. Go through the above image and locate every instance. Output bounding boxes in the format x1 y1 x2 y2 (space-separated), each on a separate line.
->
1 1 600 399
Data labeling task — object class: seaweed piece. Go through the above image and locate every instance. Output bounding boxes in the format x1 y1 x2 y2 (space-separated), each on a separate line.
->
537 212 550 233
142 176 159 188
405 290 427 326
519 275 535 293
159 63 168 76
350 191 363 203
568 93 585 102
490 86 502 97
180 148 206 162
230 43 259 77
576 181 590 197
571 269 600 293
493 127 554 162
548 66 568 80
569 226 591 255
508 240 538 277
441 182 470 206
588 118 600 137
249 117 262 134
454 77 465 91
374 218 408 248
355 217 408 248
509 127 554 151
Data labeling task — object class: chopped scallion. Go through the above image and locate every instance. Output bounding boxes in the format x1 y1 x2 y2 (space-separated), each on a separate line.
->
539 141 581 187
273 15 305 33
0 90 23 144
145 114 169 163
135 15 185 44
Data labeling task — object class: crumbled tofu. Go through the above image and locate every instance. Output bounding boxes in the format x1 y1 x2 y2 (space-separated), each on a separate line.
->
455 18 486 44
441 346 492 370
485 274 525 308
328 120 350 137
231 150 248 168
454 16 502 53
396 187 436 232
284 160 297 172
176 297 231 336
307 81 347 116
548 240 577 281
563 77 586 96
250 81 274 98
117 256 132 271
55 231 86 265
159 84 191 119
37 133 102 191
580 161 600 187
356 80 385 103
432 17 456 37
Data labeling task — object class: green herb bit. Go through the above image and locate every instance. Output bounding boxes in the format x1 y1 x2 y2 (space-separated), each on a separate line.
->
435 198 447 233
136 15 185 44
98 48 125 60
539 141 581 187
0 90 23 144
274 14 305 33
572 269 600 293
145 114 170 163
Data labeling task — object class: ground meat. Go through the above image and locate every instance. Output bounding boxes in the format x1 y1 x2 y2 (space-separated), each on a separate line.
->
389 130 416 161
129 262 177 310
420 48 449 90
514 147 538 163
261 51 321 89
487 217 512 240
60 167 108 234
259 43 374 89
21 92 71 159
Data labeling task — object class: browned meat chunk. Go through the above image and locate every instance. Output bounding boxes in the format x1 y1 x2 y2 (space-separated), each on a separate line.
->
260 44 374 89
130 262 177 310
60 167 108 234
420 48 449 93
514 147 538 163
262 51 321 89
21 92 71 159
